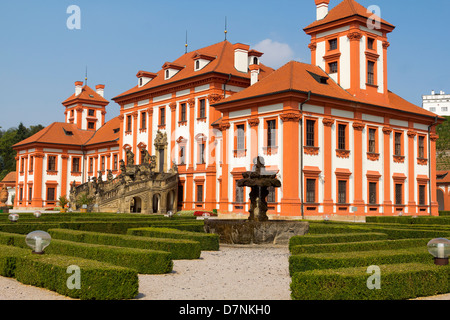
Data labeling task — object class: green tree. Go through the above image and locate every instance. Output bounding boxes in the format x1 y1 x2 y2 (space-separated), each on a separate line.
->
0 123 44 181
436 116 450 170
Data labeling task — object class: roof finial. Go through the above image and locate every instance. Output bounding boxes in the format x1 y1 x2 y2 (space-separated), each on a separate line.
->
224 16 228 41
185 30 188 54
85 66 88 87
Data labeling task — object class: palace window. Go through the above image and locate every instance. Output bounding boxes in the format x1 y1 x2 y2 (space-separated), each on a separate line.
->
267 120 276 147
47 187 56 201
180 103 187 122
368 128 377 153
198 142 205 164
101 156 106 171
418 135 425 158
338 124 347 150
329 38 338 51
328 61 338 74
196 184 203 203
369 182 377 205
48 156 57 171
338 180 347 204
367 61 375 85
199 99 206 119
89 158 94 173
126 115 132 132
88 109 95 117
394 132 403 156
141 112 147 129
236 124 245 151
395 184 403 205
88 122 95 130
29 156 34 172
368 38 375 50
160 107 165 126
72 157 80 173
418 185 426 206
306 179 316 203
113 155 118 171
235 183 244 204
306 119 316 147
28 187 32 202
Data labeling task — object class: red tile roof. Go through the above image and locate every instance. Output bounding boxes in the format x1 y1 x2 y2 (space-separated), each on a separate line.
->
437 171 450 184
84 116 121 146
1 171 16 185
213 60 356 105
62 85 109 106
13 122 95 148
212 60 439 119
304 0 394 32
113 40 275 101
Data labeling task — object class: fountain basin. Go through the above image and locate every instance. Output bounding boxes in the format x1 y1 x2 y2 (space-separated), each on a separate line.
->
204 219 309 245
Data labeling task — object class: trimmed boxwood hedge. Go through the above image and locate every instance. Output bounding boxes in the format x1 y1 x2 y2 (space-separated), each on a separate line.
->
0 245 30 277
48 228 201 260
0 231 173 274
289 247 431 276
15 254 139 300
58 220 205 234
290 262 450 300
290 238 431 255
307 223 372 234
127 227 219 251
0 223 61 234
288 232 388 250
367 227 450 240
366 216 450 225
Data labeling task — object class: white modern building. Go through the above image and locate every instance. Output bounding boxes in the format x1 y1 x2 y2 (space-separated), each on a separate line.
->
422 90 450 116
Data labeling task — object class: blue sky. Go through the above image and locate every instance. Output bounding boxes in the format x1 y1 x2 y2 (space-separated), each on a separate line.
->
0 0 449 130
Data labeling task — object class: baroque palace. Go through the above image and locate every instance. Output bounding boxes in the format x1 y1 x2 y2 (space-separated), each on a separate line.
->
12 0 444 217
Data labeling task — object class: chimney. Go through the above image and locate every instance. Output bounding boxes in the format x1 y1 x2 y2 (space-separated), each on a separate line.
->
75 81 83 95
249 64 260 86
233 43 250 73
315 0 330 20
95 84 105 97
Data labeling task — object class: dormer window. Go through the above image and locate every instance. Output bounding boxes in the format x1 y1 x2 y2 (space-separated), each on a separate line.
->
192 52 216 71
248 49 263 66
162 62 184 80
136 71 157 87
253 57 258 65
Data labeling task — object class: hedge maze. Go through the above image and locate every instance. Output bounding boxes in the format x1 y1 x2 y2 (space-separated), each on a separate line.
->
0 212 219 300
289 216 450 300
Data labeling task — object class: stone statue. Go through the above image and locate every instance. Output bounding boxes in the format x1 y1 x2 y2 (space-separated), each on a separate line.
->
97 170 103 183
119 159 126 173
107 169 114 181
126 149 135 166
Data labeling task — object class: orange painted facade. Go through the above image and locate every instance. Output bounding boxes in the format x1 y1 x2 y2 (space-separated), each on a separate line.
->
12 0 445 217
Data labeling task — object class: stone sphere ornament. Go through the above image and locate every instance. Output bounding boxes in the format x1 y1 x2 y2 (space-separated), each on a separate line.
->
25 231 52 254
427 238 450 266
8 213 19 223
34 211 41 218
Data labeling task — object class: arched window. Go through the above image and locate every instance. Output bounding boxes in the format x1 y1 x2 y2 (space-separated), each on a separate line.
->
253 57 258 65
195 60 200 70
166 70 170 79
139 78 143 86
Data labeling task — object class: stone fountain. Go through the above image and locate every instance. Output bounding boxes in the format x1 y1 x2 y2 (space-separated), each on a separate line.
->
204 157 309 245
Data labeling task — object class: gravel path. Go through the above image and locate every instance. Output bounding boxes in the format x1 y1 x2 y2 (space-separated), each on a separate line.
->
0 245 292 300
136 244 292 300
